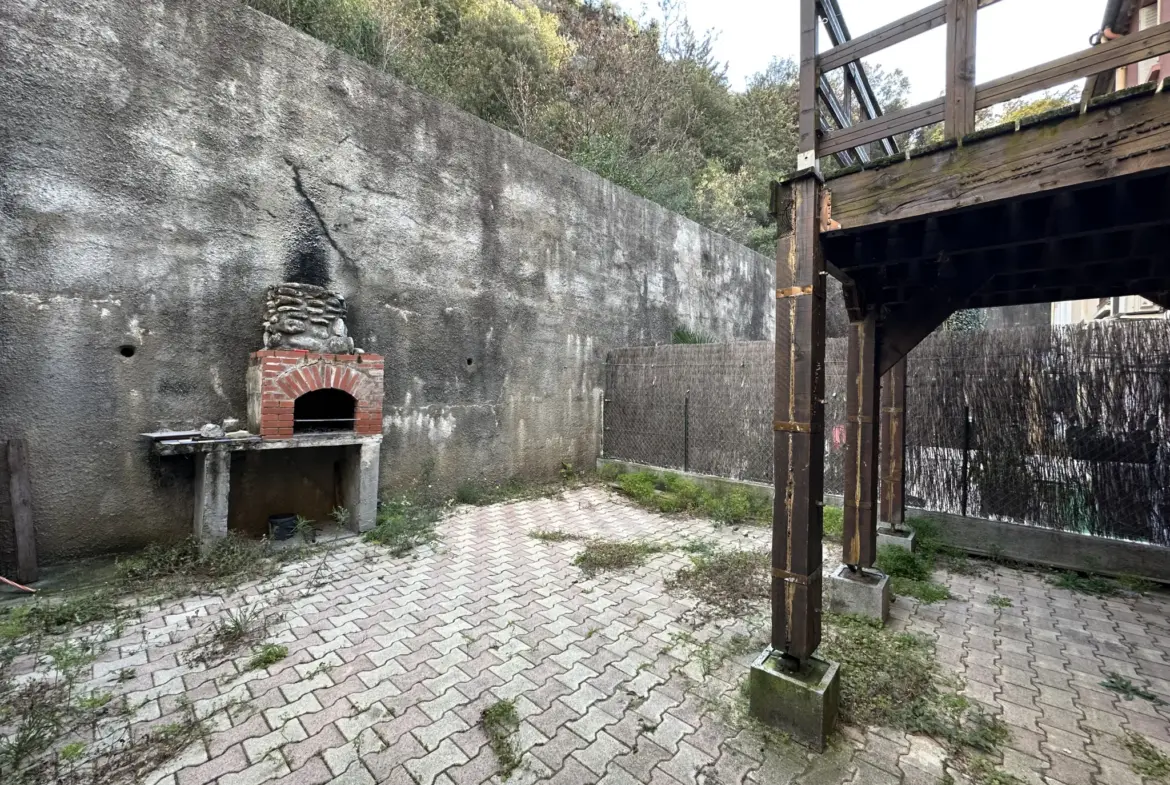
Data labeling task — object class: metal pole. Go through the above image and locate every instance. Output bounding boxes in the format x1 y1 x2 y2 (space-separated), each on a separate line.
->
960 404 971 517
683 392 690 473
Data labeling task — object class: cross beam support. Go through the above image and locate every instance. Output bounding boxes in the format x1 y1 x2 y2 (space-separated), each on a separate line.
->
772 172 827 665
842 312 880 568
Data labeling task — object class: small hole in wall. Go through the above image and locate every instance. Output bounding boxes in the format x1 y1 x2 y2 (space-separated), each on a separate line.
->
119 345 137 358
466 358 474 366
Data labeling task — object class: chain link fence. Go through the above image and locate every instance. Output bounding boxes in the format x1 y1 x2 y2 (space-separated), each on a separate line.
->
603 321 1170 545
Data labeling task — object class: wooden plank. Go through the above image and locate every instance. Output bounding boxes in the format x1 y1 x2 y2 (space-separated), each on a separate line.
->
799 0 819 160
818 2 947 74
140 430 202 441
842 313 880 568
879 360 907 528
819 97 944 157
945 0 978 137
976 20 1170 109
827 90 1170 230
879 267 993 374
7 439 37 585
772 174 826 664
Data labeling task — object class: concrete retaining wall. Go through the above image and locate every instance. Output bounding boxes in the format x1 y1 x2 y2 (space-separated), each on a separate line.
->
0 0 773 562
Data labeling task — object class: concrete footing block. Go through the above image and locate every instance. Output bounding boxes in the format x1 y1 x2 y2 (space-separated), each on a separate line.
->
877 526 915 552
749 648 840 751
825 564 890 623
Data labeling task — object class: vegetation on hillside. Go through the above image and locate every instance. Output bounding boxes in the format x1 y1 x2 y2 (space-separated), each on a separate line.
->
244 0 909 252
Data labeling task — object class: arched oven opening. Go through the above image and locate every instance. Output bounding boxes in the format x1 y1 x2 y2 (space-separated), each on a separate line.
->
293 388 356 433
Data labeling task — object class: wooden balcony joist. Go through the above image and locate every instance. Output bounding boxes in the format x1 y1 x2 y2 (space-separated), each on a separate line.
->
823 84 1170 231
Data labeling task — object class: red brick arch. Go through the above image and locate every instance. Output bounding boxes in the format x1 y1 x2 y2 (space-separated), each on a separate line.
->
247 350 384 438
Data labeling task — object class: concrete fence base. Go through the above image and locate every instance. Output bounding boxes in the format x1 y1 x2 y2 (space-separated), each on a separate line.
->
598 458 1170 584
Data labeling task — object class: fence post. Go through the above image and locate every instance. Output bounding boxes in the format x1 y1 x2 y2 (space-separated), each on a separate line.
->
960 404 971 517
683 391 690 473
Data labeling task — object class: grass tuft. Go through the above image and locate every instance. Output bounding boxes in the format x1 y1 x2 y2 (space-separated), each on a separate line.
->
1048 571 1121 597
481 699 521 778
987 595 1013 609
528 530 583 543
364 496 441 556
247 643 289 671
967 756 1027 785
572 539 668 577
613 471 770 525
1125 732 1170 778
819 613 1008 754
823 506 843 540
665 549 770 622
1102 673 1165 705
877 545 950 604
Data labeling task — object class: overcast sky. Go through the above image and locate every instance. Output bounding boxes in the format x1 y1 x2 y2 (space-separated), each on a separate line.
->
613 0 1108 104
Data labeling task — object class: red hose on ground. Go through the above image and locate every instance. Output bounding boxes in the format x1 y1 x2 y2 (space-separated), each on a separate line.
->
0 575 36 593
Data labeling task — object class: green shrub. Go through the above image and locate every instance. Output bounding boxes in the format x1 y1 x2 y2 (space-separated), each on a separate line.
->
823 506 844 540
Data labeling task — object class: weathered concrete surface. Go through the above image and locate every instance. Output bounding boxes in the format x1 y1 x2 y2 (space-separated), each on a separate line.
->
824 564 890 623
0 0 773 561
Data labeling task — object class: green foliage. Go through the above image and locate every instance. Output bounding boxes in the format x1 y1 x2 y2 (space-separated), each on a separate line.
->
967 756 1027 785
1102 673 1165 705
890 577 951 604
822 506 843 540
877 545 933 582
481 699 521 778
613 470 770 525
364 496 442 556
115 534 278 589
671 326 714 344
1049 571 1121 597
572 539 668 576
820 614 1008 754
247 644 290 671
1125 732 1170 779
245 0 913 252
987 595 1013 609
877 531 950 604
0 592 124 641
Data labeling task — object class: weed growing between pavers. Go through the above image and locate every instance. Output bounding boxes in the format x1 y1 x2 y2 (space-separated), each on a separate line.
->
818 614 1008 756
185 604 283 666
876 518 951 604
246 642 289 671
528 530 584 542
1125 732 1170 779
0 591 127 641
573 539 669 576
665 549 770 623
966 756 1027 785
611 470 771 525
987 595 1013 609
481 699 521 779
1102 672 1165 705
364 496 442 556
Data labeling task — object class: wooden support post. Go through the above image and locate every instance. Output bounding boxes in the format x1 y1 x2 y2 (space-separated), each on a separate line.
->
7 439 38 584
797 0 819 169
945 0 978 138
772 173 827 665
843 313 880 568
879 358 907 529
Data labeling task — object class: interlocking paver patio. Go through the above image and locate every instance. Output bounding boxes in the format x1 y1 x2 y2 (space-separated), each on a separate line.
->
24 487 1170 784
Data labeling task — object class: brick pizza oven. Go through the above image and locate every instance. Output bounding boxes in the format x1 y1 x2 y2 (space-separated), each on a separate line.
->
247 350 384 439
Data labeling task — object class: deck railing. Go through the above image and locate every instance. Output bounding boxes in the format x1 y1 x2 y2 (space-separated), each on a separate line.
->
807 0 1170 163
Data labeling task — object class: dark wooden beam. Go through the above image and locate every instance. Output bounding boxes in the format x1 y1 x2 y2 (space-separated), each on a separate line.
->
878 263 992 374
879 359 907 529
772 173 827 665
843 312 880 569
964 276 1170 309
976 20 1170 110
945 0 978 138
827 90 1170 230
818 2 946 74
1143 291 1170 310
7 439 38 585
798 0 819 165
820 98 943 158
